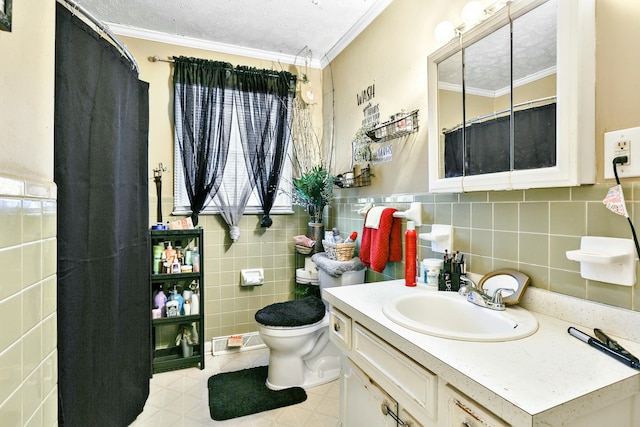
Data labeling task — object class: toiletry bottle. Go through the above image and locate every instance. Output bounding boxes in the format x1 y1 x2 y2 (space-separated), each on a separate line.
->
170 286 185 315
405 221 417 287
192 248 200 273
345 231 358 243
154 285 167 317
190 285 199 315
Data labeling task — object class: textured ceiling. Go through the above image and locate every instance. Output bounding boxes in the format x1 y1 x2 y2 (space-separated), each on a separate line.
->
438 0 557 94
71 0 392 67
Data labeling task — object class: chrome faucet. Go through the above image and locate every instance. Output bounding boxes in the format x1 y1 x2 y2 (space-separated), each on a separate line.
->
458 275 506 311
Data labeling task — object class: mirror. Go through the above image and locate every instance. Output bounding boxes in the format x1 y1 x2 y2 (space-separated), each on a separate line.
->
428 0 595 193
462 22 511 176
479 269 530 305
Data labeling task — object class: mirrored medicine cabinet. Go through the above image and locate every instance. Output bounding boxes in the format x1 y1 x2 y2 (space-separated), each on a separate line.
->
427 0 595 193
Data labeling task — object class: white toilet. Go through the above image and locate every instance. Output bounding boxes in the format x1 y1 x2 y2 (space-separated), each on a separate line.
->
255 267 365 390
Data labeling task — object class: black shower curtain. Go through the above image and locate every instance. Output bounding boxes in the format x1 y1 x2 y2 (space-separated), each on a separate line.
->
444 103 556 177
55 4 150 426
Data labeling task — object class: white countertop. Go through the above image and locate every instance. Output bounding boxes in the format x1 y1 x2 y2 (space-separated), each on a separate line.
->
323 280 640 425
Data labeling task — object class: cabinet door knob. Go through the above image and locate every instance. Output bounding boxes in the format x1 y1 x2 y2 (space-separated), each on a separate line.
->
333 322 340 332
462 422 472 427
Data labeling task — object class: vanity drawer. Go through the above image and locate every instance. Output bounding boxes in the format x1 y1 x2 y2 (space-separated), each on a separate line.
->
445 385 509 427
352 322 438 422
329 307 352 350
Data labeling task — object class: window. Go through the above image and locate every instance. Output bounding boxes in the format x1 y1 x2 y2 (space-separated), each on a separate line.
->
173 89 293 216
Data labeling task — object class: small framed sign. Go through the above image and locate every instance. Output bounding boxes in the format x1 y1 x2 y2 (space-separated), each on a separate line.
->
0 0 12 32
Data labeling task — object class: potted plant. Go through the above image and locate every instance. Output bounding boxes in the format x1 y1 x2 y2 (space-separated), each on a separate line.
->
293 165 333 224
293 165 334 253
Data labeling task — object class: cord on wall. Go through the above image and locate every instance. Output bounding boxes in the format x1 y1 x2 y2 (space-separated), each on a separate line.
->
612 157 640 260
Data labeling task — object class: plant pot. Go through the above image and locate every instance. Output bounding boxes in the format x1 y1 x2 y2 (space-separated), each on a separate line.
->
307 222 324 254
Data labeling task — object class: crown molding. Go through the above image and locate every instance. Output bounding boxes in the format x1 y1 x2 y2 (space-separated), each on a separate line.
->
109 0 392 69
321 0 393 67
108 23 323 69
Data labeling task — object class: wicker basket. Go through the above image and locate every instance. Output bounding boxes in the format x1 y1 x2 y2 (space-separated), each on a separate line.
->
322 240 356 261
294 244 313 255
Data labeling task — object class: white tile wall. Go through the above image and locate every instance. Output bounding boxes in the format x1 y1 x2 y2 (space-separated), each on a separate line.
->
0 175 57 426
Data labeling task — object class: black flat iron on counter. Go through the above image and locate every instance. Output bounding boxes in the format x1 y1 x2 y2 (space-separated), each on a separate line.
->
568 327 640 370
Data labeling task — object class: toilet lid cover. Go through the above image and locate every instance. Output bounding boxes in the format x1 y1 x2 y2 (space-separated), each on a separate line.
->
255 296 325 327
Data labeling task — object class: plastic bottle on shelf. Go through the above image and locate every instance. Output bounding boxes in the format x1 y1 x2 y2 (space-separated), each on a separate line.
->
345 231 358 243
190 286 200 315
153 285 167 317
405 221 417 287
170 286 185 315
192 248 200 273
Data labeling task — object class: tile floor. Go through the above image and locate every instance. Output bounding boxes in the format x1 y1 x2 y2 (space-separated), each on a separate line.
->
129 347 341 427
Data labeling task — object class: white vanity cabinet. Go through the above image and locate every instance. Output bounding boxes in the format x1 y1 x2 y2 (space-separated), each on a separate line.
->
325 281 640 426
443 385 509 427
330 306 505 426
341 356 398 427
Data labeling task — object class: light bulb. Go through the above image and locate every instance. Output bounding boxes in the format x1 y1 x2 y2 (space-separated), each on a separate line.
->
461 1 485 27
435 21 456 43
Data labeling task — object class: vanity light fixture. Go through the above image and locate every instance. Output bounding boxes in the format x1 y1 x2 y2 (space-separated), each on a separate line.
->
434 0 511 44
461 1 485 26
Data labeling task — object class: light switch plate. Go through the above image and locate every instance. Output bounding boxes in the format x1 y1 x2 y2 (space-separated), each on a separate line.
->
604 126 640 179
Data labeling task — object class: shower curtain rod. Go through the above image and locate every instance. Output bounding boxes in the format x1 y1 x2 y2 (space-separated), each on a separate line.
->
442 95 557 134
57 0 139 74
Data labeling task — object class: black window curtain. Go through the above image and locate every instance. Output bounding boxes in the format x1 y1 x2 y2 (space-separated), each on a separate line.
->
174 56 296 229
173 56 233 226
234 66 296 227
55 4 150 426
444 103 556 176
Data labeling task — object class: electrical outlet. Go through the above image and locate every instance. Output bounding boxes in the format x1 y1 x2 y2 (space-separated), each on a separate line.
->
604 127 640 179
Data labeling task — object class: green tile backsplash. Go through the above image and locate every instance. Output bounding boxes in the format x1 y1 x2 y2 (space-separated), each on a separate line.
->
153 183 640 343
330 183 640 312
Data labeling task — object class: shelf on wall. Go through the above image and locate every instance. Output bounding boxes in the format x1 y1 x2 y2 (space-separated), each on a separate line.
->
335 166 371 188
367 109 419 143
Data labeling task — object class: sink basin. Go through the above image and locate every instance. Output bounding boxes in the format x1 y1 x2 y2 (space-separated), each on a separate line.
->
382 291 538 342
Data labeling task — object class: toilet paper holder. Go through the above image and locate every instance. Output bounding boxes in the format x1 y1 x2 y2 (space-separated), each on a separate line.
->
241 268 264 286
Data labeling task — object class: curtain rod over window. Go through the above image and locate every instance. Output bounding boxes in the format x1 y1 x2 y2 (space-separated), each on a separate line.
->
57 0 139 74
149 55 175 63
150 55 297 81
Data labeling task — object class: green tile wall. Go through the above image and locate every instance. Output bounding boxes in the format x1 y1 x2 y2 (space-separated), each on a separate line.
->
152 183 640 342
151 197 309 340
329 183 640 312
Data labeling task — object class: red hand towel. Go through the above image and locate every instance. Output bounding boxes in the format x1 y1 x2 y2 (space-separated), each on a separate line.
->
360 208 402 273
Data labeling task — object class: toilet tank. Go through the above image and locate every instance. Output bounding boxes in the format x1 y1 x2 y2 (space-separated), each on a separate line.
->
318 269 365 291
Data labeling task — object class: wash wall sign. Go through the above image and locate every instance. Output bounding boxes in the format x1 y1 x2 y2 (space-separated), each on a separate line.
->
354 82 392 164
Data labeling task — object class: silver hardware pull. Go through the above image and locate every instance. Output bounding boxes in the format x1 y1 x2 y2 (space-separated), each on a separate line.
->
333 322 340 332
380 403 408 426
462 421 472 427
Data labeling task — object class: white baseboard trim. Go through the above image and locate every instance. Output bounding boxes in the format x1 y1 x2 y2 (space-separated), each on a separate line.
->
211 332 266 356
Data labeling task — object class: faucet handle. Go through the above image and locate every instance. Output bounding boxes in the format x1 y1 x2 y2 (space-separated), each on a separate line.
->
458 275 477 296
491 288 511 305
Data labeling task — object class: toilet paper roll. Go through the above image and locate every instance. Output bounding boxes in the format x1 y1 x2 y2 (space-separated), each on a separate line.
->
305 258 318 273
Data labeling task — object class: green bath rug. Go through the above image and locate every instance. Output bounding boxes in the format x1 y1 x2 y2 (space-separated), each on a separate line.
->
208 366 307 421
